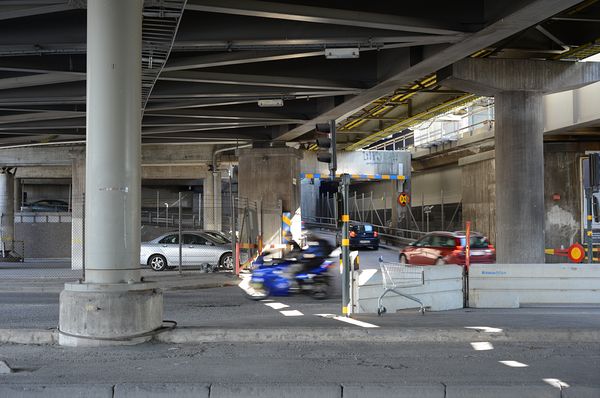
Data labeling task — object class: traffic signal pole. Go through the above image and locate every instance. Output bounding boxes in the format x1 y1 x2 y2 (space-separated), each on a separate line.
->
341 173 351 316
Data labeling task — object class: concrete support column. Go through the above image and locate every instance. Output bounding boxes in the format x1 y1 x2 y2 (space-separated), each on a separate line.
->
495 92 545 263
13 178 22 213
84 0 142 284
213 172 222 231
203 173 216 230
70 158 85 270
59 0 162 347
0 169 15 254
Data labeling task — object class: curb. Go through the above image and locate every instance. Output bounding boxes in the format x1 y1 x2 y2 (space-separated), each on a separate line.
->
4 326 600 346
0 277 239 293
155 327 600 344
0 382 597 398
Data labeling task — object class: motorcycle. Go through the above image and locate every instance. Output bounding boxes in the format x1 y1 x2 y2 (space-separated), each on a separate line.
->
245 252 333 300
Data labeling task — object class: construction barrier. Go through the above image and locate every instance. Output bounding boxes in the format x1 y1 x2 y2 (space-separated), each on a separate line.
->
469 263 600 308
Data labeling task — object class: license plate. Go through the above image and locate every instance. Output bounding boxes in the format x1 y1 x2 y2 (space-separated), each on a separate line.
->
471 251 484 256
360 240 370 244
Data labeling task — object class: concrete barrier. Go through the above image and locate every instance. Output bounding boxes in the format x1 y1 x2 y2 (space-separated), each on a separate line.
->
469 263 600 308
356 265 463 313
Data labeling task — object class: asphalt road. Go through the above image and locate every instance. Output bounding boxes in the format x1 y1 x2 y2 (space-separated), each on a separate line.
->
0 339 598 390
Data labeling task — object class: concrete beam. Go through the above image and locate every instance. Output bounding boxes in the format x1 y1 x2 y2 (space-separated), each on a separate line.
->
458 150 495 166
0 143 215 167
438 58 600 95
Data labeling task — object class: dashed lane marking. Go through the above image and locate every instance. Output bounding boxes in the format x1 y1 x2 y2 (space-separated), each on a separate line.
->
265 302 289 310
470 342 494 351
280 310 304 317
465 326 503 333
499 360 528 368
315 314 379 328
543 378 570 388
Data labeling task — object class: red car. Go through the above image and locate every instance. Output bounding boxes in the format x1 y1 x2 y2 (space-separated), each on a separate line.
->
399 231 495 266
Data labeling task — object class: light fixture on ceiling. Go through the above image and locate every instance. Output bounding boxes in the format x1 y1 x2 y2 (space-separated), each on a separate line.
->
325 48 360 59
258 99 284 107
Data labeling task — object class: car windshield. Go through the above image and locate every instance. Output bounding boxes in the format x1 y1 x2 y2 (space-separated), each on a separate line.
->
459 236 490 249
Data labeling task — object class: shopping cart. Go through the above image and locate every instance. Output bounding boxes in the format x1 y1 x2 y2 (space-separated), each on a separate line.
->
377 257 425 316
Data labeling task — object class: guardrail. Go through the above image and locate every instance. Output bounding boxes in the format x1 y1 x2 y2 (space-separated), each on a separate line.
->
302 217 425 247
15 212 71 223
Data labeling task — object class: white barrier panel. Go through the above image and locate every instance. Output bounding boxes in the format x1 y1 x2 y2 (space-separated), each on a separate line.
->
469 263 600 308
356 265 463 313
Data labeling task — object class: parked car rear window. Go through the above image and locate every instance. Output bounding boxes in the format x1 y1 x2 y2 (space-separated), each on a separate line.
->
459 236 490 249
431 235 457 248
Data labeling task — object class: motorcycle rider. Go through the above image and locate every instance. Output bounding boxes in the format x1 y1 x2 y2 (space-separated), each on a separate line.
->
284 230 333 289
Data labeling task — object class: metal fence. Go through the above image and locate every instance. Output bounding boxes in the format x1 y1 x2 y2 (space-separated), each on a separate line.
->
303 189 463 245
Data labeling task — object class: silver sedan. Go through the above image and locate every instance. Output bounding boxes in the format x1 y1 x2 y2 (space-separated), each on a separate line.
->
140 231 233 271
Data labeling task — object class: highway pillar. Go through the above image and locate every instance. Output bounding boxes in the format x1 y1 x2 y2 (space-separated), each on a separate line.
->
13 178 22 213
495 92 544 263
0 169 15 255
438 58 600 263
203 171 222 231
59 0 163 346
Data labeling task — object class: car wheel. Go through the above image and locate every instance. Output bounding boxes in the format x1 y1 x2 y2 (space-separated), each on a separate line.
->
312 281 329 300
435 258 446 265
149 254 167 271
219 253 234 270
372 245 379 251
399 254 408 265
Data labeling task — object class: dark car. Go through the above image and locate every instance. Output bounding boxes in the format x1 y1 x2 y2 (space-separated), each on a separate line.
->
399 231 495 266
337 223 380 250
21 199 69 212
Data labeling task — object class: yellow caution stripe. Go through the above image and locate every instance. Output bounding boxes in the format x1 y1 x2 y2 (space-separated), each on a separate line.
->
342 239 350 247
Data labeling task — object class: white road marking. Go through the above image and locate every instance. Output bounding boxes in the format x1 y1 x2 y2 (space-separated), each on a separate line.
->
265 302 289 310
315 313 379 328
358 269 378 286
280 310 304 317
470 342 494 351
465 326 503 333
543 378 570 388
260 299 274 302
499 360 528 368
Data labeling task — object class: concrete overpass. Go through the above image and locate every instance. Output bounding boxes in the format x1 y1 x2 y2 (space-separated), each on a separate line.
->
1 0 600 346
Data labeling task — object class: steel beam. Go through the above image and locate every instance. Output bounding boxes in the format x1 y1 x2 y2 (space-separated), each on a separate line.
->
160 71 363 91
185 0 463 35
275 0 585 141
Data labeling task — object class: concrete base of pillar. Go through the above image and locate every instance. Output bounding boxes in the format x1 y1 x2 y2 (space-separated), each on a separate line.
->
58 282 163 347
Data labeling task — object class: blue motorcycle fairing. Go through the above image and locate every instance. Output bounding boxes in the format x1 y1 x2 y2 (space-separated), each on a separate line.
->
250 257 331 297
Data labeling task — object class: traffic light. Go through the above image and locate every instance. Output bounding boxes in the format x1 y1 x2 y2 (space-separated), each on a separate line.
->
315 120 337 179
590 153 600 192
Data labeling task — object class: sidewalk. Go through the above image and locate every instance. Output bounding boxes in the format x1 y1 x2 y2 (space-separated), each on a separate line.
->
0 260 239 293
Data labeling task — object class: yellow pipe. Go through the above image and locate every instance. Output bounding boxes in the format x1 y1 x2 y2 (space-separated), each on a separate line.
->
345 94 477 151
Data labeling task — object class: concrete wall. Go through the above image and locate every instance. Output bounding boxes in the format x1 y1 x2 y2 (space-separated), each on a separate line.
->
460 155 496 243
469 263 600 308
356 265 464 313
15 222 71 259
